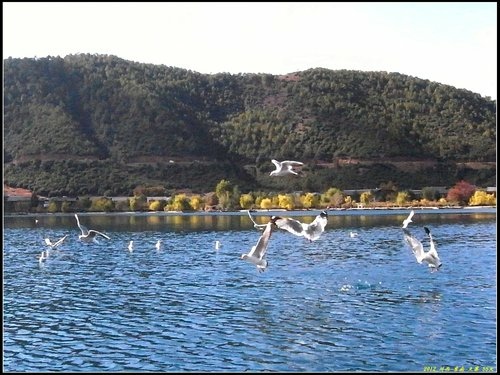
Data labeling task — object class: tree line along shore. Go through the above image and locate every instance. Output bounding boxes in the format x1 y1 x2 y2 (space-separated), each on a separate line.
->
5 179 496 214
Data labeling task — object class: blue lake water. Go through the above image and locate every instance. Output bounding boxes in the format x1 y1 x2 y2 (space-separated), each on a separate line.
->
3 209 497 372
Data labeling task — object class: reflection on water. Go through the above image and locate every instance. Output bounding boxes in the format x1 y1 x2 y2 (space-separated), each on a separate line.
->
4 208 496 232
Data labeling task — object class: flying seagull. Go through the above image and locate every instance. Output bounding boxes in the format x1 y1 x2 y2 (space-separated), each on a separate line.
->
74 213 111 243
402 226 442 272
241 217 277 272
44 235 68 249
269 159 304 176
273 211 329 242
402 210 415 228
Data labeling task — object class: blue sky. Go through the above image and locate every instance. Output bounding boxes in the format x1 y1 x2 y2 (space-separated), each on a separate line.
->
3 2 497 99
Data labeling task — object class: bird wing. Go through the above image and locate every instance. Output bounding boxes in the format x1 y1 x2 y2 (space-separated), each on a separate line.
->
271 159 281 169
75 214 89 235
249 222 273 259
247 210 267 230
402 228 424 263
88 230 110 240
424 227 441 264
275 217 305 237
282 160 304 166
52 235 68 247
247 245 259 258
402 210 415 228
303 215 328 241
423 251 441 265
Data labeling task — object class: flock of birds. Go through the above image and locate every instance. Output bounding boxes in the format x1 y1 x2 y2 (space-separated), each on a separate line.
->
241 210 329 272
37 214 112 263
240 209 442 273
35 159 442 274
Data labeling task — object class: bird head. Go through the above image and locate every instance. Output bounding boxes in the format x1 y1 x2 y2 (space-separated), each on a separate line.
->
320 211 328 218
270 216 281 224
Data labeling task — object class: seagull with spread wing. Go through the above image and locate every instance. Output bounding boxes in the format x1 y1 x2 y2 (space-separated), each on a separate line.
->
241 217 278 272
273 211 329 242
269 159 304 176
74 214 111 243
403 226 442 272
44 234 68 249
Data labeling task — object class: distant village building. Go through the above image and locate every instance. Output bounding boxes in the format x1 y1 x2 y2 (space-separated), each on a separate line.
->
146 196 170 203
108 196 130 203
3 185 48 212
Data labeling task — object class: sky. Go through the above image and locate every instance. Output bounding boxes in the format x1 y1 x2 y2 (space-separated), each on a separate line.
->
3 2 497 99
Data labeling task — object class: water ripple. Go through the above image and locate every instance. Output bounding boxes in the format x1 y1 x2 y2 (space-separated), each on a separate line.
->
4 215 496 372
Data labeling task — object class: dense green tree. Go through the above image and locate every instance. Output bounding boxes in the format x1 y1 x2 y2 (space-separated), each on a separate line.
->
422 187 439 201
3 54 496 196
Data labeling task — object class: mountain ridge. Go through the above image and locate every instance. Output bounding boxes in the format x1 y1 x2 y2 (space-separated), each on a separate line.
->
3 54 496 196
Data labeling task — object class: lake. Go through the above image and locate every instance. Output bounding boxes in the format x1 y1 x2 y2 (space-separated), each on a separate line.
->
3 208 497 372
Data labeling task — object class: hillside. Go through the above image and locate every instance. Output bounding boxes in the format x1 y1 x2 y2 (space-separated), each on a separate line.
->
3 54 496 196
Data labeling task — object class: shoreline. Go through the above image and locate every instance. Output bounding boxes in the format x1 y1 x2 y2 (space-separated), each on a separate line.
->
4 206 496 218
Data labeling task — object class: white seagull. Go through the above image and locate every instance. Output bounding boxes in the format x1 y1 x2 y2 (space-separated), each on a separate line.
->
403 226 442 272
273 211 329 242
74 213 111 243
269 159 304 177
44 235 68 248
215 240 221 250
155 240 162 251
349 231 359 238
402 210 415 228
128 240 134 252
241 217 277 272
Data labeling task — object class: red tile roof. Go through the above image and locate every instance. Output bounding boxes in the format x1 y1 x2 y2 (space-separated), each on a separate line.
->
3 185 33 198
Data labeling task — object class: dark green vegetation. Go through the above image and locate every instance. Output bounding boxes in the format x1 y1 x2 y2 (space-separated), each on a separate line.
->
4 54 496 196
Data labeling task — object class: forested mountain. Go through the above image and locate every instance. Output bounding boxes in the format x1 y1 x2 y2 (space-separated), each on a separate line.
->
3 54 496 196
